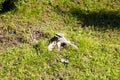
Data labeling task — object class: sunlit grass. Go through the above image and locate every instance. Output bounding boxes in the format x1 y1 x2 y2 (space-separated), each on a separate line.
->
0 0 120 79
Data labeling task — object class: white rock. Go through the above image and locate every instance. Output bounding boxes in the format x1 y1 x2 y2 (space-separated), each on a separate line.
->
61 58 69 63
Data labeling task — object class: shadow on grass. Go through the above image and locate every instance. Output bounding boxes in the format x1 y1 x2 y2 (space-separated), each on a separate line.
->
0 0 18 14
54 6 120 29
70 8 120 28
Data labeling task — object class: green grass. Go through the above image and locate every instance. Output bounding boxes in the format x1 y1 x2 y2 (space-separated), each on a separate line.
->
0 0 120 80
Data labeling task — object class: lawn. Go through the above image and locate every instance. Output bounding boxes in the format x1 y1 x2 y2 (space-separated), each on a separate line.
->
0 0 120 80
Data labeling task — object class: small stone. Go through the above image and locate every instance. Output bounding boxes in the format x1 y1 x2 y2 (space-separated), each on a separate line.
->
61 58 69 63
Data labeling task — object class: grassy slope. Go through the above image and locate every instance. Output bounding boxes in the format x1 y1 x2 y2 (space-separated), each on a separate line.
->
0 0 120 80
